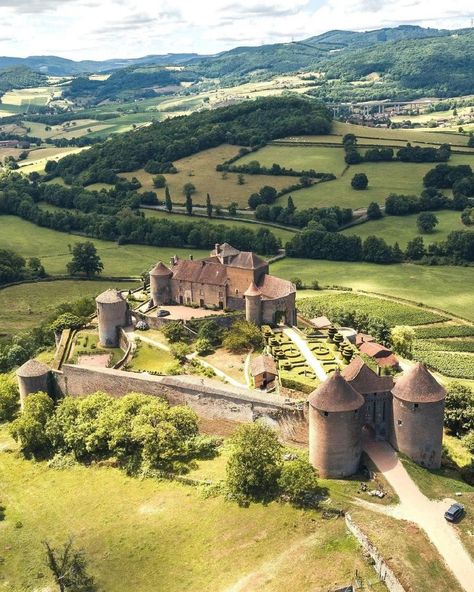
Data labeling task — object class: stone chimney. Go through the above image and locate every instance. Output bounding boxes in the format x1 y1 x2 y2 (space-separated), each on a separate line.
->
189 254 194 261
214 243 220 254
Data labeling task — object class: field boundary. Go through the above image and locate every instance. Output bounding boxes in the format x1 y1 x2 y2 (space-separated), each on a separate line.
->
0 275 139 292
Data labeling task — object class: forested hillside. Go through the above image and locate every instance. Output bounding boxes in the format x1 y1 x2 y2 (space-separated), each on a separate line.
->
49 96 332 184
0 66 46 93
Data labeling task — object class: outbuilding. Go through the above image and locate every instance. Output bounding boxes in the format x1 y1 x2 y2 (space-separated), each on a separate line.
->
251 354 278 390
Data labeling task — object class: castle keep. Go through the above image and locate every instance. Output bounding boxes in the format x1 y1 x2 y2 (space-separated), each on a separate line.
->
150 243 296 325
308 359 446 478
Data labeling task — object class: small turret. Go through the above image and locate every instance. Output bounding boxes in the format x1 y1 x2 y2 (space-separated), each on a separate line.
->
96 289 128 347
244 281 262 325
16 359 51 408
149 261 172 306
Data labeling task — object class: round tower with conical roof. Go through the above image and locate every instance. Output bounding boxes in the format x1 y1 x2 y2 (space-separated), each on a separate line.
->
16 359 51 408
390 362 445 469
96 289 128 347
149 261 172 307
309 370 365 478
244 281 262 325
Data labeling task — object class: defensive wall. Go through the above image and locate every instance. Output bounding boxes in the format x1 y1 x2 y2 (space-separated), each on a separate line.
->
54 364 307 442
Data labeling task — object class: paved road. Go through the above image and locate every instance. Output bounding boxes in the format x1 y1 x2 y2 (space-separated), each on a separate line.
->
364 438 474 592
283 327 327 381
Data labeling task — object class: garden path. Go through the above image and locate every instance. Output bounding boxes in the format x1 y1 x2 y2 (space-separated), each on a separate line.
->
363 437 474 592
187 352 248 389
283 327 327 382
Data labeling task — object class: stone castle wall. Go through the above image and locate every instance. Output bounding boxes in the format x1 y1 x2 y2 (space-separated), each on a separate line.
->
54 364 306 440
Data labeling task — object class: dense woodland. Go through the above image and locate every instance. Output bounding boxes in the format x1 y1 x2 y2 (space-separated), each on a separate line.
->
47 97 333 184
0 66 46 94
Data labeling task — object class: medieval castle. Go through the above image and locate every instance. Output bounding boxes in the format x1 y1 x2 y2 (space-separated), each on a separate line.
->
15 243 446 480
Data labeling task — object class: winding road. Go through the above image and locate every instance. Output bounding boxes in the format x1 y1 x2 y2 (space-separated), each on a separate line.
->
364 437 474 592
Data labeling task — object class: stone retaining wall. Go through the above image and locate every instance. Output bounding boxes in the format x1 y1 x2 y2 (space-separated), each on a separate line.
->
54 364 306 441
345 513 406 592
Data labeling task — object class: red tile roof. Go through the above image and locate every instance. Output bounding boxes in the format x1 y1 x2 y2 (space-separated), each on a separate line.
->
258 274 295 300
244 281 262 297
150 261 172 276
342 357 394 394
228 251 268 270
172 260 228 286
251 355 277 376
309 370 365 412
392 362 446 403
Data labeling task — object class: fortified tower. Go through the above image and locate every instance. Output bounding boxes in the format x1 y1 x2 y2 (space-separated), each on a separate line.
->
16 359 51 408
150 261 172 306
390 362 446 469
309 370 365 478
244 281 262 325
96 289 128 347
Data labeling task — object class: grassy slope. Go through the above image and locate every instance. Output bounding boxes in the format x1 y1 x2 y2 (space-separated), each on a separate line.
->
143 209 296 244
121 144 299 207
273 261 474 321
342 210 472 248
0 427 380 592
0 280 137 335
0 216 208 276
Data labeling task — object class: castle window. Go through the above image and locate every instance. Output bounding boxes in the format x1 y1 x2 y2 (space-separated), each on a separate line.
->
323 411 328 417
235 289 239 295
398 420 403 426
414 403 419 409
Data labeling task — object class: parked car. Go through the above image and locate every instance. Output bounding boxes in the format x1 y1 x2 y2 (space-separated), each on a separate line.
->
444 503 465 523
157 309 170 318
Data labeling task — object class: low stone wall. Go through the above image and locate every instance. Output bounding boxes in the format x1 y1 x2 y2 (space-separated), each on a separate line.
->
54 364 306 440
345 514 406 592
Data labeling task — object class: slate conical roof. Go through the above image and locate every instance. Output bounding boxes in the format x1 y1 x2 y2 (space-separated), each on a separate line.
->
95 289 125 304
342 356 394 394
309 370 365 412
150 261 172 276
16 359 50 378
392 362 446 403
244 281 262 297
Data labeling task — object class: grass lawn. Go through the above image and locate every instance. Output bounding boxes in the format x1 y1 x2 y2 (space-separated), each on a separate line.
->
342 209 471 248
237 144 346 176
0 426 384 592
120 144 298 207
128 340 175 373
70 331 123 366
0 216 208 276
142 208 297 244
0 279 137 336
273 261 474 321
18 146 89 174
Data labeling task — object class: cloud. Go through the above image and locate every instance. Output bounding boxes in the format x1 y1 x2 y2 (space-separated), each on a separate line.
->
0 0 471 59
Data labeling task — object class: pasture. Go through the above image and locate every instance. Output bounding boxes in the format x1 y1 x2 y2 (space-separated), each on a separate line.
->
0 423 461 592
342 210 471 248
142 208 297 244
121 144 298 207
18 146 89 174
0 279 137 336
0 216 208 276
0 426 381 592
273 259 474 321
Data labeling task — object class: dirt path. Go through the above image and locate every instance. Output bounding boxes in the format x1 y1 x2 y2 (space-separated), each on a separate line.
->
364 438 474 592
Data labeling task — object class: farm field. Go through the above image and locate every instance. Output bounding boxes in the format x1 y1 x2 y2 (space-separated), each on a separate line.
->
274 152 474 210
274 260 474 321
18 145 89 174
0 426 385 592
0 216 208 276
121 144 298 207
0 279 137 336
142 208 297 244
237 144 346 175
342 210 471 248
24 118 114 140
1 86 60 107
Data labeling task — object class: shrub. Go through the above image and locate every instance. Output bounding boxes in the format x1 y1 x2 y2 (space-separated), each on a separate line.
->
10 392 54 458
162 321 189 343
0 374 20 423
351 173 368 190
223 320 264 353
153 175 166 188
50 313 85 332
170 342 191 362
278 458 320 506
226 422 282 500
444 382 474 436
194 338 213 355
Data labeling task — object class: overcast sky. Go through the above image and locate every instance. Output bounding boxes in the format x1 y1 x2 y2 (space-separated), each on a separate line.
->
0 0 472 60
